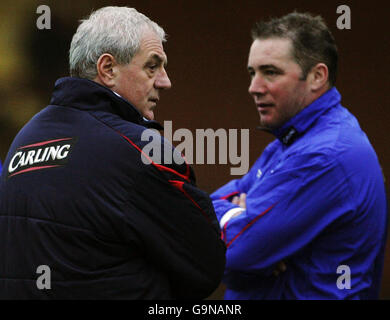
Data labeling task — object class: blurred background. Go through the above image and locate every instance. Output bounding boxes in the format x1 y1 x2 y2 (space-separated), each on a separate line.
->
0 0 388 299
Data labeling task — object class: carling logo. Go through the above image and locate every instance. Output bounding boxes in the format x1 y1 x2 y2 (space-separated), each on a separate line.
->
7 137 77 178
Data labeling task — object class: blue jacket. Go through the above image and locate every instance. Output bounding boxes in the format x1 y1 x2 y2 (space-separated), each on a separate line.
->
211 88 387 299
0 77 225 299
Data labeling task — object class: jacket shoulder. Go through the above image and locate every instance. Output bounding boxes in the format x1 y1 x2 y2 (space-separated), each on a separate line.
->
92 111 193 182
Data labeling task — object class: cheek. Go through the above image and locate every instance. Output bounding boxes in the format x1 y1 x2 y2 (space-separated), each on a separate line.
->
133 77 153 95
129 81 147 100
269 80 296 103
268 82 287 102
117 73 155 103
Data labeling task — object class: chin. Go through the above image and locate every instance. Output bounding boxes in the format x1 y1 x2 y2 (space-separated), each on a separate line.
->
260 119 280 130
259 116 272 127
144 113 154 121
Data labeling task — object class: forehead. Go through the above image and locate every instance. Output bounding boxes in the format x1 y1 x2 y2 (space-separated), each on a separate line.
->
248 38 294 67
137 29 167 63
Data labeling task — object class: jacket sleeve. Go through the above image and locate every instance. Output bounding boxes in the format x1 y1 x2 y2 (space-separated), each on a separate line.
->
119 133 226 299
219 152 353 277
210 156 263 221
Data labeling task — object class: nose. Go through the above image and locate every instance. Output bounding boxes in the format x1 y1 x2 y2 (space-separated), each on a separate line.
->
248 74 267 96
155 68 172 90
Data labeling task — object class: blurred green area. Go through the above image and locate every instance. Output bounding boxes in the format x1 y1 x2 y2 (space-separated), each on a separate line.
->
0 0 103 159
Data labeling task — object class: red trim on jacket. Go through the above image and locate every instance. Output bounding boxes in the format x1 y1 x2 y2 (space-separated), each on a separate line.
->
20 138 73 149
116 131 190 182
220 191 239 200
225 204 275 248
8 165 60 177
169 180 212 224
221 219 229 241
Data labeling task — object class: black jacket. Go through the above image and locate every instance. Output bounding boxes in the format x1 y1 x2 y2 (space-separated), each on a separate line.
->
0 77 225 299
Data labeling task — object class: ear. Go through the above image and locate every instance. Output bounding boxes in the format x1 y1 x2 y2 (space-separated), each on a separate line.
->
94 54 117 88
308 63 329 92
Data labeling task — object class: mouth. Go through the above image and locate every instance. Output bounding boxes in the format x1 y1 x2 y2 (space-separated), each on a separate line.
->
256 103 274 112
149 98 159 105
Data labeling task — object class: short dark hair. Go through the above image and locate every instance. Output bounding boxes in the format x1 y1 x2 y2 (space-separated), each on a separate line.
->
251 12 338 86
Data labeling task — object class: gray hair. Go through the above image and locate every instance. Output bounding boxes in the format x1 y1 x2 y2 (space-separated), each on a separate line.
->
69 6 166 79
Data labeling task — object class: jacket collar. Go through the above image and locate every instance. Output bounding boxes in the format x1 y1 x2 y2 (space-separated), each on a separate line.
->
50 77 163 130
271 87 341 145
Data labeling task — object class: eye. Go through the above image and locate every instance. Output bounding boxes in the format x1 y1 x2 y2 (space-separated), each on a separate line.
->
149 64 158 72
264 69 278 76
248 70 255 78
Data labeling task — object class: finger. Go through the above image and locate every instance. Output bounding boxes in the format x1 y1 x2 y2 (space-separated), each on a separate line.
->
231 196 239 205
239 193 247 209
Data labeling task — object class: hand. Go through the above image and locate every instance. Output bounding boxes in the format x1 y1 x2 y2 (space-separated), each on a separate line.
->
272 261 287 277
231 193 246 209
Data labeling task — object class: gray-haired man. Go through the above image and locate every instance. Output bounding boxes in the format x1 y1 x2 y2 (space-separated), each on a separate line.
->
0 6 225 299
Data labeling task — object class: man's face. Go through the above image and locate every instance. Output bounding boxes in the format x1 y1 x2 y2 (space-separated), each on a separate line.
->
113 29 171 120
248 38 311 129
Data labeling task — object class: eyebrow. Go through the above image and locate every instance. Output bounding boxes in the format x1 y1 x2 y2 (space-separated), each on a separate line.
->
247 64 282 72
149 53 168 67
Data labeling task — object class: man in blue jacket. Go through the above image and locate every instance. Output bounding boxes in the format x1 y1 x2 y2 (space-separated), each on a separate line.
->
0 6 225 299
211 12 387 299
